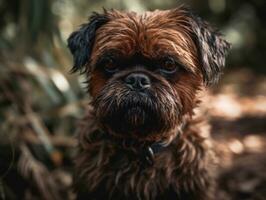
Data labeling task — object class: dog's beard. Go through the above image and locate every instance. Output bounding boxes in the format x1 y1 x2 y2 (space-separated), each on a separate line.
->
93 80 181 139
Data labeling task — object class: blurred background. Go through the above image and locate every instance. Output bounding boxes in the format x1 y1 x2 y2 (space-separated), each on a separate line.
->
0 0 265 199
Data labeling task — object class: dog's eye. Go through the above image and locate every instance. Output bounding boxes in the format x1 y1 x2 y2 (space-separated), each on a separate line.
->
161 58 178 74
102 57 118 73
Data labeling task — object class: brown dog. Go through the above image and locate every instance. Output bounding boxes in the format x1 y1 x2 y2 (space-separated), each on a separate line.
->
67 5 230 200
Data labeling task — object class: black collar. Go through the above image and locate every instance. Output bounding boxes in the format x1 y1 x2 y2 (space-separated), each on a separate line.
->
90 130 174 166
141 141 169 166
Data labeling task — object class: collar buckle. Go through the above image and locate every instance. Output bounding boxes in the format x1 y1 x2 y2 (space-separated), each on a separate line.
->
141 146 155 166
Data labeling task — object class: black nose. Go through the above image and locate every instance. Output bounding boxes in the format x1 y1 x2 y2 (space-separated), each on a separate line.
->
124 73 151 90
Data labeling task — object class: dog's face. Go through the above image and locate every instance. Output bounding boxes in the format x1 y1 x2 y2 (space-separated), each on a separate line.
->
68 7 230 142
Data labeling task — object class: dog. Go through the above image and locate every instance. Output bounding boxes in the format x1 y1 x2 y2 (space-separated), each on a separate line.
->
67 5 230 200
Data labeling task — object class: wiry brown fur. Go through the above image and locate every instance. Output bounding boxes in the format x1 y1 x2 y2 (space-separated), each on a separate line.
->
90 9 199 69
90 9 201 97
68 6 230 200
75 107 216 200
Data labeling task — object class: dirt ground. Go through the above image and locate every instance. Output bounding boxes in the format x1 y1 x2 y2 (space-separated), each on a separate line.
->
209 69 266 200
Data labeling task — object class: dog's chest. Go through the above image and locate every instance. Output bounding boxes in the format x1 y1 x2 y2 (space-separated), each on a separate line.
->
76 146 177 199
75 137 213 200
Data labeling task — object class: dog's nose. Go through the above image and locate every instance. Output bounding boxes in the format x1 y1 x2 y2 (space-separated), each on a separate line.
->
125 73 151 90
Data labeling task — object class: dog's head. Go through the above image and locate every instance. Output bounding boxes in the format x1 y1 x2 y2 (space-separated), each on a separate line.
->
68 6 230 142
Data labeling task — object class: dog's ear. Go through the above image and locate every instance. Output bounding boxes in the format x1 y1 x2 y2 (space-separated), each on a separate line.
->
189 11 230 85
191 15 230 85
174 7 231 85
67 12 109 73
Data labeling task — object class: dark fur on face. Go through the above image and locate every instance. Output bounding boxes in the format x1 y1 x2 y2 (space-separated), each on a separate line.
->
68 5 230 200
93 66 183 141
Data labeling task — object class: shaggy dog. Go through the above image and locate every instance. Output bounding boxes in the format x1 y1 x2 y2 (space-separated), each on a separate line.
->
67 5 230 200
